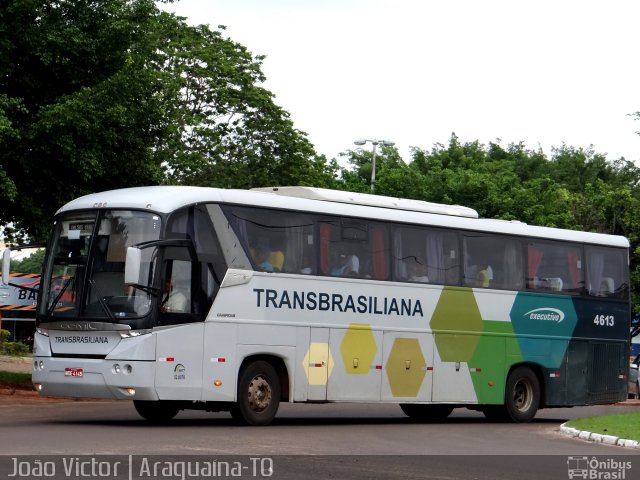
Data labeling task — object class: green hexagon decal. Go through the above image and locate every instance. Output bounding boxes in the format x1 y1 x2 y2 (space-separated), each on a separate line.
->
340 324 377 375
385 338 426 397
430 287 483 362
469 320 523 403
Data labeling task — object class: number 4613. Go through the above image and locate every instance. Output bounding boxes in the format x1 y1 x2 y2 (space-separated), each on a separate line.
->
593 315 614 326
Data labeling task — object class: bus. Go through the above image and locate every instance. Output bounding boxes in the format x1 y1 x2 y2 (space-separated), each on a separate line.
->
2 186 630 425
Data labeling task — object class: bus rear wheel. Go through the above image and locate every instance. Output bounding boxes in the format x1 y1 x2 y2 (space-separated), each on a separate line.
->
233 361 281 426
503 366 540 423
400 404 454 421
133 400 180 422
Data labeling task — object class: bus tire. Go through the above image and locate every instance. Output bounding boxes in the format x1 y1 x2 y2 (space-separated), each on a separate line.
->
234 360 280 426
504 366 540 423
133 400 180 422
400 404 454 421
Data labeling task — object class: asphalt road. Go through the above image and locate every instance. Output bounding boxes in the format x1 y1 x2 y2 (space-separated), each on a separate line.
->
1 399 638 480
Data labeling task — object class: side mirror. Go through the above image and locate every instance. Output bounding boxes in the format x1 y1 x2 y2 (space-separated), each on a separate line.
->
1 249 10 286
124 247 142 286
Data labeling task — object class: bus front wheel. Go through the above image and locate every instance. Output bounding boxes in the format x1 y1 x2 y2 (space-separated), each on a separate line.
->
133 400 180 422
504 366 540 423
233 361 281 426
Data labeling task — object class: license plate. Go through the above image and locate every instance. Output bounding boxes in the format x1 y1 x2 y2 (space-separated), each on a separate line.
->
64 368 84 378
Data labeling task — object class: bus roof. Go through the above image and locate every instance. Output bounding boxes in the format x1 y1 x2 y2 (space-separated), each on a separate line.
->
57 186 629 248
251 186 479 218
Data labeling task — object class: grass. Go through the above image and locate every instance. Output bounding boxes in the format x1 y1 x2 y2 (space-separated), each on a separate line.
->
0 371 33 390
566 413 640 441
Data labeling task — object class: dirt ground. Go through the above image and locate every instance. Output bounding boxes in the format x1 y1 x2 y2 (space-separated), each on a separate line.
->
0 355 32 374
0 356 35 397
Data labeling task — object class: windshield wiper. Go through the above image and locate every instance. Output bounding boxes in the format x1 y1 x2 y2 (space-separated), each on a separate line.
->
88 279 115 320
47 276 73 316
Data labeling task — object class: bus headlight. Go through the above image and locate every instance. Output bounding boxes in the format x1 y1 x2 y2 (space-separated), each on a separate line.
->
112 363 132 375
119 329 152 339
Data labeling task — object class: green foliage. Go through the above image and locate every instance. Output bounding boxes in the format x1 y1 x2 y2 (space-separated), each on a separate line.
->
1 0 168 240
157 21 326 190
0 341 30 357
0 371 32 384
1 0 330 240
0 329 30 356
10 249 45 274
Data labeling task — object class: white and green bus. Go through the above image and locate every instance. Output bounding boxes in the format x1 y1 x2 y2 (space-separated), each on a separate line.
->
2 186 630 425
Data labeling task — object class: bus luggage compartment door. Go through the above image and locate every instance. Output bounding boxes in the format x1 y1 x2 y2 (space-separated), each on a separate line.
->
327 326 382 401
306 328 330 401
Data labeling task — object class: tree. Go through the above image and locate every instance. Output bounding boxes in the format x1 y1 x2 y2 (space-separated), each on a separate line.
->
0 0 329 240
1 0 172 240
156 21 329 189
336 144 404 193
10 249 45 274
548 145 613 192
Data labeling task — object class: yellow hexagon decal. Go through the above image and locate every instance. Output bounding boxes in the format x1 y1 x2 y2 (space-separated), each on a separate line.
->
385 338 426 397
302 342 334 385
340 324 377 375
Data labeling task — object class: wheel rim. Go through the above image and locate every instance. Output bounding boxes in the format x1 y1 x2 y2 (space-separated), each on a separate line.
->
512 378 533 412
247 375 272 413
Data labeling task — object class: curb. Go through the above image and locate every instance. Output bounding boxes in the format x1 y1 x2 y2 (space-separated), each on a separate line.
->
560 423 640 449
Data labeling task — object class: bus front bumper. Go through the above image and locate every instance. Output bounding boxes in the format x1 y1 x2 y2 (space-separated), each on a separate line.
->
31 357 159 400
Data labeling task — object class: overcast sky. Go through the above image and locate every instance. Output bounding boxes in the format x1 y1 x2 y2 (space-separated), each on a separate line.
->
163 0 640 163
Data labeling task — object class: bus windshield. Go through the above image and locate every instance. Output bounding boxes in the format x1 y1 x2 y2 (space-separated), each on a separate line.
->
39 210 161 322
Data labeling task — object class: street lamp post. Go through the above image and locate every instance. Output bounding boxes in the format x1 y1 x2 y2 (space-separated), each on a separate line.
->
353 138 395 192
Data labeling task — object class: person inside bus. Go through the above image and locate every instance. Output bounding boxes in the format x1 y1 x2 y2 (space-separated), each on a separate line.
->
332 252 360 277
161 278 188 313
267 250 284 271
267 239 285 272
254 245 275 272
477 264 493 288
408 262 429 283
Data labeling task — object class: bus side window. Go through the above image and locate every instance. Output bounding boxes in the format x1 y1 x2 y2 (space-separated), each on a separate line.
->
463 235 523 290
225 207 318 276
393 227 458 285
585 246 628 298
528 242 584 295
